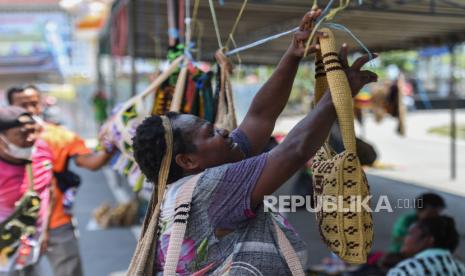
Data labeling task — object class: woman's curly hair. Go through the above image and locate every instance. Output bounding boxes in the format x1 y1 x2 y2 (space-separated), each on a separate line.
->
132 112 196 184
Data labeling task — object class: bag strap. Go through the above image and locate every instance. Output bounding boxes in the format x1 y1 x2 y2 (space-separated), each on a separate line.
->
170 63 189 112
318 28 356 153
272 219 305 276
163 173 202 275
117 56 184 115
313 50 329 107
26 163 35 192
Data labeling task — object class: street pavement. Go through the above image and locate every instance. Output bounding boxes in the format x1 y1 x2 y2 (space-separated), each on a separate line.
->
37 165 137 276
36 110 464 275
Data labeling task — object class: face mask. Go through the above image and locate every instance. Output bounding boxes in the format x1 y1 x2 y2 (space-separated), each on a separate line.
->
0 135 34 161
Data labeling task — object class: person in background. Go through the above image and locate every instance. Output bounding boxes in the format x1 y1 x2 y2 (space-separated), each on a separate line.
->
389 193 446 253
0 106 53 275
7 85 114 276
388 215 465 275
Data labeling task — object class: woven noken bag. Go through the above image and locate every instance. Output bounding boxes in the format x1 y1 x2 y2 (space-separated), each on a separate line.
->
311 28 373 264
0 164 41 269
112 56 184 161
214 50 237 131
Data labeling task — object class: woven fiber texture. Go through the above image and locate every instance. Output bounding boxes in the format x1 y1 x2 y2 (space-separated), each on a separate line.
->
311 28 373 264
272 220 305 276
163 174 202 275
0 164 41 270
126 116 174 276
214 50 237 131
113 56 184 160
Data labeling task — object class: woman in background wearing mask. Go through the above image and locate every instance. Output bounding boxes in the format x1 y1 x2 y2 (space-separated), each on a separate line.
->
0 106 54 276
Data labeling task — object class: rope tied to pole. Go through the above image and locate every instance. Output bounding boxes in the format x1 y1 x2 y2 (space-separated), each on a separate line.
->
208 0 224 49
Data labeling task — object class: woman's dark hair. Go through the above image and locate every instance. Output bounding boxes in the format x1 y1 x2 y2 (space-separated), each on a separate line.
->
132 112 196 184
417 215 459 253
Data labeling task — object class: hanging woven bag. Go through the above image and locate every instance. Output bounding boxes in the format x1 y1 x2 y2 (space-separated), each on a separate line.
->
311 28 373 264
214 50 238 131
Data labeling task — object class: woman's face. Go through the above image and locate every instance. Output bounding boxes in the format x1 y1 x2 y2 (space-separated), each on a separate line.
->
401 223 434 257
173 114 245 172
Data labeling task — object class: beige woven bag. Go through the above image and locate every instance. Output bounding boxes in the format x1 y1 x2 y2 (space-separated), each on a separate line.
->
214 50 237 131
311 28 373 264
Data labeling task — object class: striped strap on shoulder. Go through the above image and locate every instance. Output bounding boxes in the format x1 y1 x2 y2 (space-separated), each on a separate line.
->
272 219 305 276
163 173 202 275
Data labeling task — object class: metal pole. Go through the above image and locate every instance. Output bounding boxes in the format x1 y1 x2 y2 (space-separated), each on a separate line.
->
96 51 102 91
128 0 137 96
448 44 457 180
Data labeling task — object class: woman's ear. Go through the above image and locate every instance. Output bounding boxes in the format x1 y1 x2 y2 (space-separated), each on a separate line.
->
175 153 199 171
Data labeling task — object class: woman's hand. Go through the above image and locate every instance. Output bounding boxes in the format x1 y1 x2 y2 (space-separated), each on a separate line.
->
339 43 379 96
289 9 327 58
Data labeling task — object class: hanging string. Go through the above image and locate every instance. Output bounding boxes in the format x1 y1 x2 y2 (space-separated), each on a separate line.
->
225 0 366 57
225 27 299 56
194 22 204 60
208 0 224 49
225 0 248 50
167 0 178 46
191 0 200 34
303 0 340 57
322 22 373 61
229 35 242 64
190 0 203 60
184 0 192 59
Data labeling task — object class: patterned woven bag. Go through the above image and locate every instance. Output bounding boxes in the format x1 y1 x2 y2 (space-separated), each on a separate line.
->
0 164 41 270
311 28 373 264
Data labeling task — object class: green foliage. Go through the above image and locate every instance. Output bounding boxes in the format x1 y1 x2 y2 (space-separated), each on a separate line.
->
429 124 465 140
378 50 418 73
